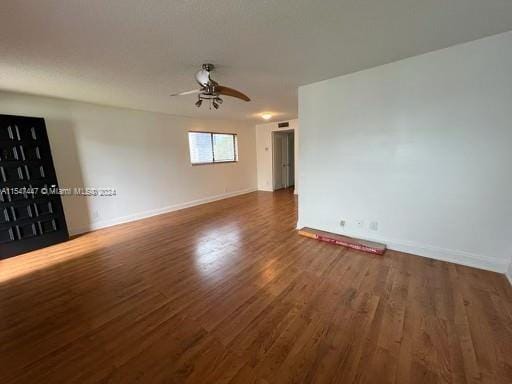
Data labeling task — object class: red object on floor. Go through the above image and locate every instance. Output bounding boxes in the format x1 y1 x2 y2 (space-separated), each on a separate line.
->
298 227 386 255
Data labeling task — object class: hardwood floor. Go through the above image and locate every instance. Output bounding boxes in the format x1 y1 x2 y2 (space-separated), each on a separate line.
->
1 189 511 384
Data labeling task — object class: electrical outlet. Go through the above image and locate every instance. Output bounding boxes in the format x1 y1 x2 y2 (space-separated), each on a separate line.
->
92 210 100 221
369 221 379 231
356 220 365 229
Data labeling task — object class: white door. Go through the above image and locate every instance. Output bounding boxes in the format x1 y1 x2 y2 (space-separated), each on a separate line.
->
273 133 284 190
273 132 295 190
281 135 290 188
287 133 295 186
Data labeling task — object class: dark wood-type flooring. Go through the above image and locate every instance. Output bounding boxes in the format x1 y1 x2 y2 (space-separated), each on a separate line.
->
1 189 511 383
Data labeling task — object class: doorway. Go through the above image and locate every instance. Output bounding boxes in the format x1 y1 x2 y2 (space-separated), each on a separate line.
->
272 130 295 190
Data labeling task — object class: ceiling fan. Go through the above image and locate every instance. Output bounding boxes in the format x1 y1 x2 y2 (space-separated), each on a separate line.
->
171 63 250 109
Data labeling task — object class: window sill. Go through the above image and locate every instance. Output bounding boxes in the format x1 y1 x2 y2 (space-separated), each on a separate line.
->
191 161 238 166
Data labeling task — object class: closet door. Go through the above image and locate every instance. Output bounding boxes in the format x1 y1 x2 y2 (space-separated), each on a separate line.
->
0 114 69 259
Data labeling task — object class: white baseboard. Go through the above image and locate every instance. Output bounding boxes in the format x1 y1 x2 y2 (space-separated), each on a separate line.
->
507 267 512 286
257 187 298 194
69 188 257 236
385 238 508 273
295 222 508 273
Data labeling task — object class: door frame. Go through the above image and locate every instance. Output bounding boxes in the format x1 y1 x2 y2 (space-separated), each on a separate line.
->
271 130 295 191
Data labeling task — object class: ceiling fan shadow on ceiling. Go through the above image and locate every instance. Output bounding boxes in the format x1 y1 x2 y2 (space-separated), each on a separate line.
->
171 63 250 109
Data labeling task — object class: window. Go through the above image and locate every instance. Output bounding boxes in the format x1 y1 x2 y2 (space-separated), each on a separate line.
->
188 132 238 165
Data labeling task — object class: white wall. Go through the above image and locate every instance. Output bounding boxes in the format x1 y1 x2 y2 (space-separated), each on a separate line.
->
507 262 512 286
256 119 299 193
298 31 512 273
0 91 257 235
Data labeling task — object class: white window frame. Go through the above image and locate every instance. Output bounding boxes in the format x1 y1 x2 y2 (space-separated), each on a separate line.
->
188 131 238 165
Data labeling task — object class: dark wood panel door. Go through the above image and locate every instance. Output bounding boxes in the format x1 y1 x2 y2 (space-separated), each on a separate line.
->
0 114 69 259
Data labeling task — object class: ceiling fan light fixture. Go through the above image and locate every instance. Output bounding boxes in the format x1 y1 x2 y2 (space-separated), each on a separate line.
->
261 113 273 120
171 63 250 108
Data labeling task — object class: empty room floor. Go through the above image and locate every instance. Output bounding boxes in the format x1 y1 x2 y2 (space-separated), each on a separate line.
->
1 189 511 384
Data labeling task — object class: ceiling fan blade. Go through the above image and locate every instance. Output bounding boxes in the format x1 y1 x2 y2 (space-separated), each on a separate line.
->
195 69 211 86
216 85 251 102
170 89 200 96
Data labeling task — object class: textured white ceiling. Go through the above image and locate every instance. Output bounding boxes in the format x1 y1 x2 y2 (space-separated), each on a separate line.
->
1 0 512 122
